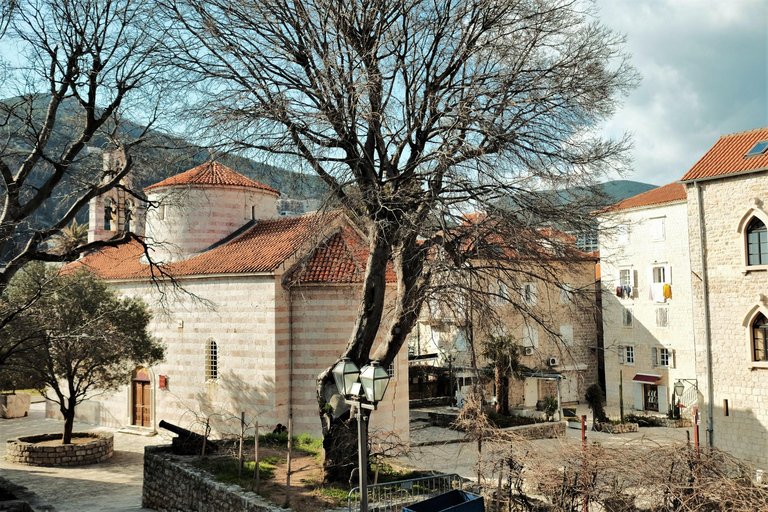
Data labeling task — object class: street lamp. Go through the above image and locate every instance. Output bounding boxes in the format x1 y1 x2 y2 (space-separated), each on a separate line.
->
332 358 391 512
674 380 685 420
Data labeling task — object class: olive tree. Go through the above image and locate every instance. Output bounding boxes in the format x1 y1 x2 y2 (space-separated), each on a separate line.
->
163 0 638 480
5 264 163 443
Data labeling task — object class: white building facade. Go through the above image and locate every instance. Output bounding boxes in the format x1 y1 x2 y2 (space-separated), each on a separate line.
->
598 182 698 415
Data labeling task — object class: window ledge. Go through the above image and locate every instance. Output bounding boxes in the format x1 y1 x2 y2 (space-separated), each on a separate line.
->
749 362 768 370
742 265 768 275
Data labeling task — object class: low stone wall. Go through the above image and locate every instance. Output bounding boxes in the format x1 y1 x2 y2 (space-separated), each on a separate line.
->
410 397 452 408
143 445 289 512
495 421 566 441
0 393 30 419
595 422 639 434
6 433 113 467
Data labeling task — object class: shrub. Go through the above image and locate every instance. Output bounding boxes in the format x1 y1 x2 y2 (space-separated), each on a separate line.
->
543 396 559 421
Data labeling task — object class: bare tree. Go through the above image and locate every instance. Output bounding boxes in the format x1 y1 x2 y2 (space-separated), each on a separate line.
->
0 0 170 366
163 0 638 480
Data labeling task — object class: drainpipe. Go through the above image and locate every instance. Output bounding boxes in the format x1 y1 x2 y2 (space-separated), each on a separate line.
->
288 286 294 426
694 181 715 447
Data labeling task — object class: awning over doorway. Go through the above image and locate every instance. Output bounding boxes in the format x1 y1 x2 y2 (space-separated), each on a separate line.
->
632 373 661 384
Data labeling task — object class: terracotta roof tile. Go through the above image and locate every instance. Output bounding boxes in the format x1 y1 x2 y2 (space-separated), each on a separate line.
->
70 212 395 284
144 161 280 195
600 182 686 212
681 127 768 181
73 213 334 279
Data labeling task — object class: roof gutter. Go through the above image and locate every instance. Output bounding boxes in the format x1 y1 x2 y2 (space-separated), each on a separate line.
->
692 180 715 447
680 165 768 185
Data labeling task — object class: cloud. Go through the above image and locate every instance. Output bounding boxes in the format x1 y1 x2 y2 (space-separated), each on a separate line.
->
596 0 768 185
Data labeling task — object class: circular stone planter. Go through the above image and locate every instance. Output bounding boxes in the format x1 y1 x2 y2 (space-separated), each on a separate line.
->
6 432 113 467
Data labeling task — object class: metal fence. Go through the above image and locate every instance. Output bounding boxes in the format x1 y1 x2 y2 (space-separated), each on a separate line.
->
348 473 462 512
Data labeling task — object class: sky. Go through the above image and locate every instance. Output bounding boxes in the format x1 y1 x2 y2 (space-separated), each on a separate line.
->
595 0 768 185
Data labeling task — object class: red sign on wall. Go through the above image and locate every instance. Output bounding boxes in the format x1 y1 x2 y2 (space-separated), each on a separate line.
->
159 375 167 389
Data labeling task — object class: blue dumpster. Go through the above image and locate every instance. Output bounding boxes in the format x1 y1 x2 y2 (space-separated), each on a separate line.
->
402 490 484 512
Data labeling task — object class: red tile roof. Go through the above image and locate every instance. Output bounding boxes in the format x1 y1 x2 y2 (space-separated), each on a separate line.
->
600 182 686 212
681 127 768 181
288 228 396 284
144 161 280 195
72 213 346 280
71 212 394 284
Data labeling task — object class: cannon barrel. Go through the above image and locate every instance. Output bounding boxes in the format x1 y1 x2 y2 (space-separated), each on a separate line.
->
159 420 205 439
159 420 218 455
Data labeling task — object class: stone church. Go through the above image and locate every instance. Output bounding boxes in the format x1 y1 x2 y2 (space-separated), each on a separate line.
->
61 161 408 440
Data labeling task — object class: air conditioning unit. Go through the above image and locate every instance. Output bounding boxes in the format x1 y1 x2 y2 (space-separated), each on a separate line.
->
524 347 534 356
547 357 559 367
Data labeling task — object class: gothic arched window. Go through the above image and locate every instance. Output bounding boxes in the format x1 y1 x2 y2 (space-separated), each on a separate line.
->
753 313 768 362
104 198 115 231
124 199 134 232
747 217 768 266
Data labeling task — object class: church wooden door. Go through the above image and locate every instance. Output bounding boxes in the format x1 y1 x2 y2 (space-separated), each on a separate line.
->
132 368 151 427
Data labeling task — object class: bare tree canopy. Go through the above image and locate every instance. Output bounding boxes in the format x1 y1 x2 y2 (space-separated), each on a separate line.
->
0 0 169 291
163 0 637 479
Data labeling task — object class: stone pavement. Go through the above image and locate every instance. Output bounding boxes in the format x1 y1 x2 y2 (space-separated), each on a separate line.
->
1 402 168 512
396 404 692 481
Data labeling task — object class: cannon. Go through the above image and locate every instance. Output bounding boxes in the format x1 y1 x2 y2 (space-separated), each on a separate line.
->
159 420 219 455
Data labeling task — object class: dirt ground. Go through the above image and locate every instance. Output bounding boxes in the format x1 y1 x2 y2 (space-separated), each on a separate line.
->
215 446 350 512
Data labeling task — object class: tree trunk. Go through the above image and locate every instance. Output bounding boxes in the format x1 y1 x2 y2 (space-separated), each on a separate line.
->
495 365 509 416
62 407 75 444
319 400 368 484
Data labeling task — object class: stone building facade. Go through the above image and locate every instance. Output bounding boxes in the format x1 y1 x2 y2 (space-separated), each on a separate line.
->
63 162 408 441
412 233 600 409
597 182 698 415
681 128 768 469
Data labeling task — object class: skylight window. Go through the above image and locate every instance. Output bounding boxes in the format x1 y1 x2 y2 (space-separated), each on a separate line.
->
745 140 768 158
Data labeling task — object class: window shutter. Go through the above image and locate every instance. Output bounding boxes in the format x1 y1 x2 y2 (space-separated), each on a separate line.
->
633 382 644 410
671 349 676 369
658 385 668 414
664 265 672 285
618 345 625 364
652 347 658 367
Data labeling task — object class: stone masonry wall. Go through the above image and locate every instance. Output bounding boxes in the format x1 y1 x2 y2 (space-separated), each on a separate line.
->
6 433 113 467
142 445 287 512
686 174 768 469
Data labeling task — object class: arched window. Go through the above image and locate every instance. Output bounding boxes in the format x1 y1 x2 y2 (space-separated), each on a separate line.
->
747 217 768 266
753 313 768 362
124 199 134 232
104 198 115 231
205 339 218 381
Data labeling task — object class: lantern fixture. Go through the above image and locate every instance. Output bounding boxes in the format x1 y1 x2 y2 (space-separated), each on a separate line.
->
674 380 684 397
332 357 360 397
359 361 391 404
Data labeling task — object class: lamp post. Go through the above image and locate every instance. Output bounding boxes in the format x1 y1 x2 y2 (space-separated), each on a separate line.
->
332 358 391 512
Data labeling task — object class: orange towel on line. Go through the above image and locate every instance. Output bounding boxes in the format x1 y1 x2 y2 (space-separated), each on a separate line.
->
663 283 671 299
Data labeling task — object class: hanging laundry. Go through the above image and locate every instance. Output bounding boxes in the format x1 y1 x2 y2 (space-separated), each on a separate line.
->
627 285 633 299
616 286 622 297
663 283 672 299
651 283 666 303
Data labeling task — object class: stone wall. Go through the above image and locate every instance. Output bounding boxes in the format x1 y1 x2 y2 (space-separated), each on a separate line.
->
142 445 288 512
495 421 566 441
686 174 768 469
6 433 113 467
0 393 30 419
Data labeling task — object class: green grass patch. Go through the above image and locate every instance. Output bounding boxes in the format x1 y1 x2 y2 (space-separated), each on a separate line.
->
315 485 353 507
1 388 43 396
192 455 281 487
